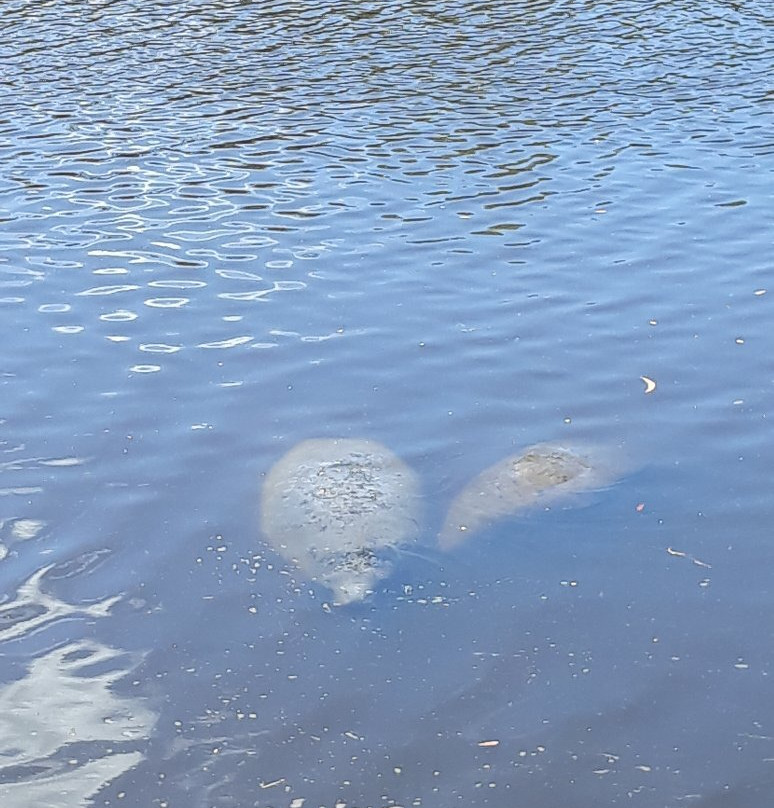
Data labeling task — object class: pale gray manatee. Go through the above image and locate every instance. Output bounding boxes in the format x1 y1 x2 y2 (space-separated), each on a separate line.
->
260 438 420 604
439 441 619 549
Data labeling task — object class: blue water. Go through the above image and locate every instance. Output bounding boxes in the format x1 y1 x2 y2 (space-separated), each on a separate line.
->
1 1 773 805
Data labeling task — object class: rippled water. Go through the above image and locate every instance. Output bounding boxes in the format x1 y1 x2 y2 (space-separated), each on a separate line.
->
1 1 773 805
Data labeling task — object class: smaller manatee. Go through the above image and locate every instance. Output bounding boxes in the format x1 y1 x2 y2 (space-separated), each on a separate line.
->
260 438 420 604
439 442 617 549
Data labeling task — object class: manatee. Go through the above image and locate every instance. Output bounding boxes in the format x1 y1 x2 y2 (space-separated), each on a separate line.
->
439 442 617 549
260 438 420 604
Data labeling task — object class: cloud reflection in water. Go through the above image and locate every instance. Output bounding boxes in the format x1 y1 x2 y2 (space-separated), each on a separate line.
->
0 562 156 806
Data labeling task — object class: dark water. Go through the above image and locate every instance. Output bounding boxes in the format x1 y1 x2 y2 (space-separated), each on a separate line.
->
1 0 773 805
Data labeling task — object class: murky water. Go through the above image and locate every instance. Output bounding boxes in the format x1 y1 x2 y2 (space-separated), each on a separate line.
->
1 1 773 805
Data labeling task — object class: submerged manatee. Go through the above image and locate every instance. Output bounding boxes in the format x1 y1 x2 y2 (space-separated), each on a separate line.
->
261 438 420 604
439 442 618 549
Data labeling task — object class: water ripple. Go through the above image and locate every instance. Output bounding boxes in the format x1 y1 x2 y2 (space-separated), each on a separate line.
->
0 3 772 802
0 553 154 807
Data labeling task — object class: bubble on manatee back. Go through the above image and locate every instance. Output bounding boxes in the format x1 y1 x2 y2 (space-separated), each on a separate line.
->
439 441 622 550
260 438 420 604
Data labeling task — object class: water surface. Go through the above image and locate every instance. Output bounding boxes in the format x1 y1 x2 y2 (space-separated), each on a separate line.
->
1 1 773 805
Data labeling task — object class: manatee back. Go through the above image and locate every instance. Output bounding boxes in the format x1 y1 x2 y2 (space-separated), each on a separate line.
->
261 438 420 602
439 441 620 549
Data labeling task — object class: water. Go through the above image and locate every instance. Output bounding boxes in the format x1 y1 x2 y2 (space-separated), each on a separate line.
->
1 0 772 805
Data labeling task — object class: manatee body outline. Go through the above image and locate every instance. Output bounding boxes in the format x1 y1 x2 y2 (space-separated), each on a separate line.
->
260 438 420 604
439 442 616 549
